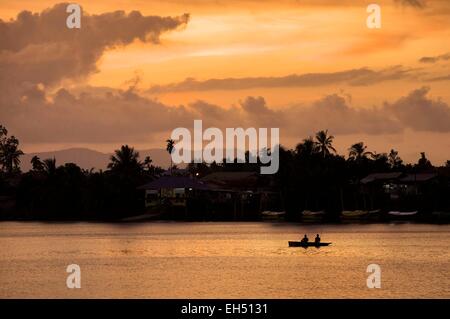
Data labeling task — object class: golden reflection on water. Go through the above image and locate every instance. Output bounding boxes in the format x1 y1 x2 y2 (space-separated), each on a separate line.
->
0 222 449 298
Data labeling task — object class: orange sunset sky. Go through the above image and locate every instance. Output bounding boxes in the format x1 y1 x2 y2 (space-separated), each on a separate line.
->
0 0 449 164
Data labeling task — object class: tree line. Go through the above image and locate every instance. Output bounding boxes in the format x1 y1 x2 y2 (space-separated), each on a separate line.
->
1 124 449 220
274 130 448 219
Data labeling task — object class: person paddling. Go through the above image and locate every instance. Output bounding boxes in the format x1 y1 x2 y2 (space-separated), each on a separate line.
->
315 234 321 244
300 234 309 244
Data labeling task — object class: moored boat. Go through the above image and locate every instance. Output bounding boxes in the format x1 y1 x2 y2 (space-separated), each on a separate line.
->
341 210 368 218
301 210 326 222
388 211 418 216
302 210 325 216
261 210 286 220
387 210 418 221
341 209 381 222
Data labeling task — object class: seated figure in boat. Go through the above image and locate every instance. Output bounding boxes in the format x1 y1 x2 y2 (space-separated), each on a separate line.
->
300 234 309 244
315 234 321 244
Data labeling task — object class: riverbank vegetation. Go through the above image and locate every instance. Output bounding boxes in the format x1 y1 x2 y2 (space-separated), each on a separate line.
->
1 124 449 221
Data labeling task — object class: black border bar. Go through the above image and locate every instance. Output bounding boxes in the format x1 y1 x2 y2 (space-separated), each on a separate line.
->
1 299 448 318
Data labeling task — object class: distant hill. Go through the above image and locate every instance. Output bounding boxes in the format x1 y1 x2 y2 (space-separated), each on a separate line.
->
20 148 171 172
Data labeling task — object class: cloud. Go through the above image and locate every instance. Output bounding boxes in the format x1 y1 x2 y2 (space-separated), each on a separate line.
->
0 3 190 144
0 3 189 91
394 0 426 8
286 94 402 136
148 66 414 93
2 86 194 143
296 87 450 135
1 3 449 151
426 75 450 82
2 84 449 146
239 96 284 128
386 87 450 132
419 52 450 63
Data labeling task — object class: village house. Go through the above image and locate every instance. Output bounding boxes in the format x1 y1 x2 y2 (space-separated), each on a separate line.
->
360 172 439 213
138 171 280 220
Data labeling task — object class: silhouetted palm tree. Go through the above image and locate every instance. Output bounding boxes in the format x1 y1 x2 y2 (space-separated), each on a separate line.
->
0 125 8 172
31 156 44 172
43 158 57 176
388 149 403 169
371 152 389 171
143 156 152 169
108 145 142 173
0 135 24 173
166 139 175 175
348 142 372 161
315 130 336 158
295 137 316 157
417 152 432 170
370 152 381 159
0 125 7 139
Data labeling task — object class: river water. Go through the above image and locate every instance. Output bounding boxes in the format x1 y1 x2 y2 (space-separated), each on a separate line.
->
0 222 448 298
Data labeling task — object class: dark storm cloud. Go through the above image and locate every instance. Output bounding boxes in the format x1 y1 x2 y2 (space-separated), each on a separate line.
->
147 66 414 93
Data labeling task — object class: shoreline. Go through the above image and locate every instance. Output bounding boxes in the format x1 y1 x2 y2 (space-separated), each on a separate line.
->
1 217 449 225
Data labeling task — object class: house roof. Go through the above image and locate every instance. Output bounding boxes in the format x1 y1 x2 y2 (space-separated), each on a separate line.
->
138 176 209 190
360 172 438 184
361 172 403 184
201 171 259 188
162 168 188 176
201 171 257 182
398 173 437 183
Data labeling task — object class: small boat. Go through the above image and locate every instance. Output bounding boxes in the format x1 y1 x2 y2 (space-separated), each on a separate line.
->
301 210 326 222
261 211 286 220
367 209 381 220
341 210 368 218
302 210 325 216
341 210 381 222
388 211 418 216
288 241 331 248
